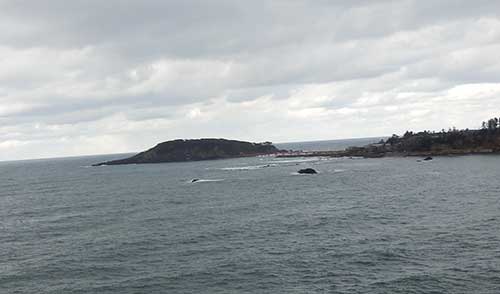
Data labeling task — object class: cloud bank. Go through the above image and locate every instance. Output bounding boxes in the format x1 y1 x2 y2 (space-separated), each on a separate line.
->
1 0 500 160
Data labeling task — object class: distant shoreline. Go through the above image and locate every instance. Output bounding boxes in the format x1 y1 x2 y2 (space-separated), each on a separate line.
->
278 117 500 159
275 148 500 159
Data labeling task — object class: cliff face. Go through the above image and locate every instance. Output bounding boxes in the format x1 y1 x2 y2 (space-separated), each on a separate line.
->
93 139 280 166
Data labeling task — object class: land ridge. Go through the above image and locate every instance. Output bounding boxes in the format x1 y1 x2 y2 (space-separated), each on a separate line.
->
92 138 281 166
279 117 500 159
93 117 500 166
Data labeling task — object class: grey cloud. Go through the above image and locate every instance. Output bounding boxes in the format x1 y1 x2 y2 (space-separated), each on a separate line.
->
1 0 500 160
3 1 499 54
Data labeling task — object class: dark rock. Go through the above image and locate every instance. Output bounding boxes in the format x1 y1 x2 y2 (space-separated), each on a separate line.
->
423 156 433 161
92 138 281 166
298 168 317 174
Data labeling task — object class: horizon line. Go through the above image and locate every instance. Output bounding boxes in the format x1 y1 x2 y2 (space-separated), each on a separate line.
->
0 135 389 163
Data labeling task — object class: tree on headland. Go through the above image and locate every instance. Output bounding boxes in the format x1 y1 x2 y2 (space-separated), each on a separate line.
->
386 134 399 146
482 117 499 132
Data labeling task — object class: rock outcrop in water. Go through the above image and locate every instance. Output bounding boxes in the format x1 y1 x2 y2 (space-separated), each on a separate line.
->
93 139 280 166
298 168 317 174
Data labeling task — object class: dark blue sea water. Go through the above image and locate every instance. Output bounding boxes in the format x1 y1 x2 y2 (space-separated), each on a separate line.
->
1 140 500 293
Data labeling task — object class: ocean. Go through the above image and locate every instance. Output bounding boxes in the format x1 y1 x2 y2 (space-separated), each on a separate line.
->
1 139 500 293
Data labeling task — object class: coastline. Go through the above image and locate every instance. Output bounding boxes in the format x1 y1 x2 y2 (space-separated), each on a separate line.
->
275 148 500 159
276 121 500 159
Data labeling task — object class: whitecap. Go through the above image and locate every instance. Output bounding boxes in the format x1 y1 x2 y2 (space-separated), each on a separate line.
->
268 158 320 164
220 164 276 171
188 179 225 183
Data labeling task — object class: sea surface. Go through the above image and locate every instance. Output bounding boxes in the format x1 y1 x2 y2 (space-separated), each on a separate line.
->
1 139 500 293
276 137 385 152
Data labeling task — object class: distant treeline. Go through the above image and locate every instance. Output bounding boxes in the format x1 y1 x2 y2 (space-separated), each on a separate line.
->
375 117 500 154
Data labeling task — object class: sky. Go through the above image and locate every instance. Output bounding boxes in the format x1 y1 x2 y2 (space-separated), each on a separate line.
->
1 0 500 160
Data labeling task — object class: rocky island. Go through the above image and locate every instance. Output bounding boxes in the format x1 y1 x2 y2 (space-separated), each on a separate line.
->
93 138 281 166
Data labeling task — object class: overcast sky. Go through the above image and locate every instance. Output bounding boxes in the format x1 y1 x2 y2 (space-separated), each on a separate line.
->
1 0 500 160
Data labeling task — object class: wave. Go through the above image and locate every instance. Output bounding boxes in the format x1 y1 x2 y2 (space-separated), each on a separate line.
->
188 178 224 183
267 158 320 164
220 164 276 171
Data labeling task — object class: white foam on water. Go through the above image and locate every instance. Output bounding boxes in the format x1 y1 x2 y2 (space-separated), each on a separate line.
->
221 164 276 171
188 179 225 183
268 158 320 164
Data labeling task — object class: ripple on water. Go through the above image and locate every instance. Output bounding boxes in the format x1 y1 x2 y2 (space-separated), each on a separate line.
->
2 154 500 293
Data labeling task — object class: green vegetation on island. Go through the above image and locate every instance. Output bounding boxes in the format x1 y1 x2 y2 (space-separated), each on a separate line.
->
93 139 280 166
94 117 500 166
